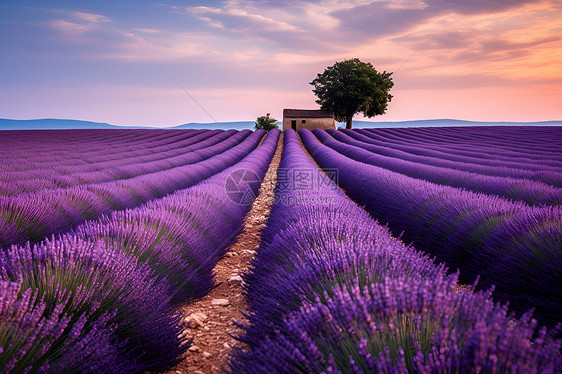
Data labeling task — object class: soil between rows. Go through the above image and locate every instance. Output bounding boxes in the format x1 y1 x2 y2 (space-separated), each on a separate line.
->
164 133 283 374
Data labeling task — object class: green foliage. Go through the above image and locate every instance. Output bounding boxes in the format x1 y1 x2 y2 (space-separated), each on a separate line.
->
310 58 394 129
254 114 279 131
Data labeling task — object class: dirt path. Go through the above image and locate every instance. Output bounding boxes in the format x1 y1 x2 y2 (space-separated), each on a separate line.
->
166 133 283 374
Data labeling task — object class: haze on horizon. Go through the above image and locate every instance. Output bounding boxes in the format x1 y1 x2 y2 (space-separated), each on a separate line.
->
1 0 561 128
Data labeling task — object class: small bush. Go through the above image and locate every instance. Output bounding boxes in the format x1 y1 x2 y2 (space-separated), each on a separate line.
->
254 114 279 131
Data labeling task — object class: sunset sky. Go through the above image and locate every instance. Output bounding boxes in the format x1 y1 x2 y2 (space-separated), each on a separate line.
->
1 0 561 127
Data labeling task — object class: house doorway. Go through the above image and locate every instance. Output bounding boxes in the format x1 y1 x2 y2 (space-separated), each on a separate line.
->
291 120 297 130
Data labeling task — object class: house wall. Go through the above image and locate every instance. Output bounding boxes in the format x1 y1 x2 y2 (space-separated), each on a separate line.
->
282 117 335 131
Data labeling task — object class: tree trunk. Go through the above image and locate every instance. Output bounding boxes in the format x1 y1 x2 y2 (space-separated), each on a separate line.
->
346 116 353 129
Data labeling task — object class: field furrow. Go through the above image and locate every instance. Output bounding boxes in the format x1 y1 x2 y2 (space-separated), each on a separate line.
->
301 127 562 326
0 129 279 372
231 129 561 372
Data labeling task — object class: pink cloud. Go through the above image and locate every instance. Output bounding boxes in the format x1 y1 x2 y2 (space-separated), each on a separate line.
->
3 1 562 125
48 19 93 35
72 11 111 23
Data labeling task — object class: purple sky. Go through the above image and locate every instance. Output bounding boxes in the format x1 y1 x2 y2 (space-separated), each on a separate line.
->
1 0 561 127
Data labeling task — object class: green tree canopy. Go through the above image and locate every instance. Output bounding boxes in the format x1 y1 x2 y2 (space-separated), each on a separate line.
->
310 58 394 129
254 113 279 131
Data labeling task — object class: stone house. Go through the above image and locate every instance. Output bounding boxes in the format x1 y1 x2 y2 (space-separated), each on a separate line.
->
282 109 335 131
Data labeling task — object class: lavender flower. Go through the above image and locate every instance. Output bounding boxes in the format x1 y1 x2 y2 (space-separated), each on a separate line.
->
1 128 280 372
301 128 562 326
231 129 561 373
1 129 265 249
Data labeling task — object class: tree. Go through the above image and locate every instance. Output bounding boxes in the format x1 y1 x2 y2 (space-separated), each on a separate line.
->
310 58 394 129
254 113 279 131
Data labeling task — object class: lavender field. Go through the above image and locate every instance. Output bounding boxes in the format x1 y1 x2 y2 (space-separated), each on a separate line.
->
1 126 561 373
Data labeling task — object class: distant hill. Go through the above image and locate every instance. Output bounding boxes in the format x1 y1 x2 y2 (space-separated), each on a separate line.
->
349 119 562 128
1 118 561 131
0 118 123 130
0 118 257 131
172 121 258 130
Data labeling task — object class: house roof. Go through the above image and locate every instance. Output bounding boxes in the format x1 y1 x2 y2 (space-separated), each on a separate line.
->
283 109 334 118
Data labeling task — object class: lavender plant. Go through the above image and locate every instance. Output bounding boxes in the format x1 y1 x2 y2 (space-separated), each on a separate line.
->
366 126 562 166
301 128 562 327
235 278 561 373
73 129 280 302
1 130 227 195
0 237 184 373
0 279 131 373
1 129 264 249
317 129 562 206
345 128 562 187
0 128 281 372
231 129 561 373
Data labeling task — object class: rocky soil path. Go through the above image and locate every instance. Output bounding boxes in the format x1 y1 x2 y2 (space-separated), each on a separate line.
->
165 133 283 374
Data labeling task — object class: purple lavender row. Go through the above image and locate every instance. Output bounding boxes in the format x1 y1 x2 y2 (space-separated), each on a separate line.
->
315 129 562 206
0 129 142 153
367 127 562 162
0 130 213 196
379 126 562 150
2 129 208 174
0 238 187 373
358 127 562 170
58 130 232 186
301 128 562 327
0 129 196 168
1 128 196 157
231 129 561 373
0 130 209 187
341 129 562 187
0 129 201 193
0 129 254 246
52 130 219 174
236 129 446 342
1 130 233 196
74 128 279 302
385 126 562 156
0 129 279 373
358 127 562 173
0 130 260 249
